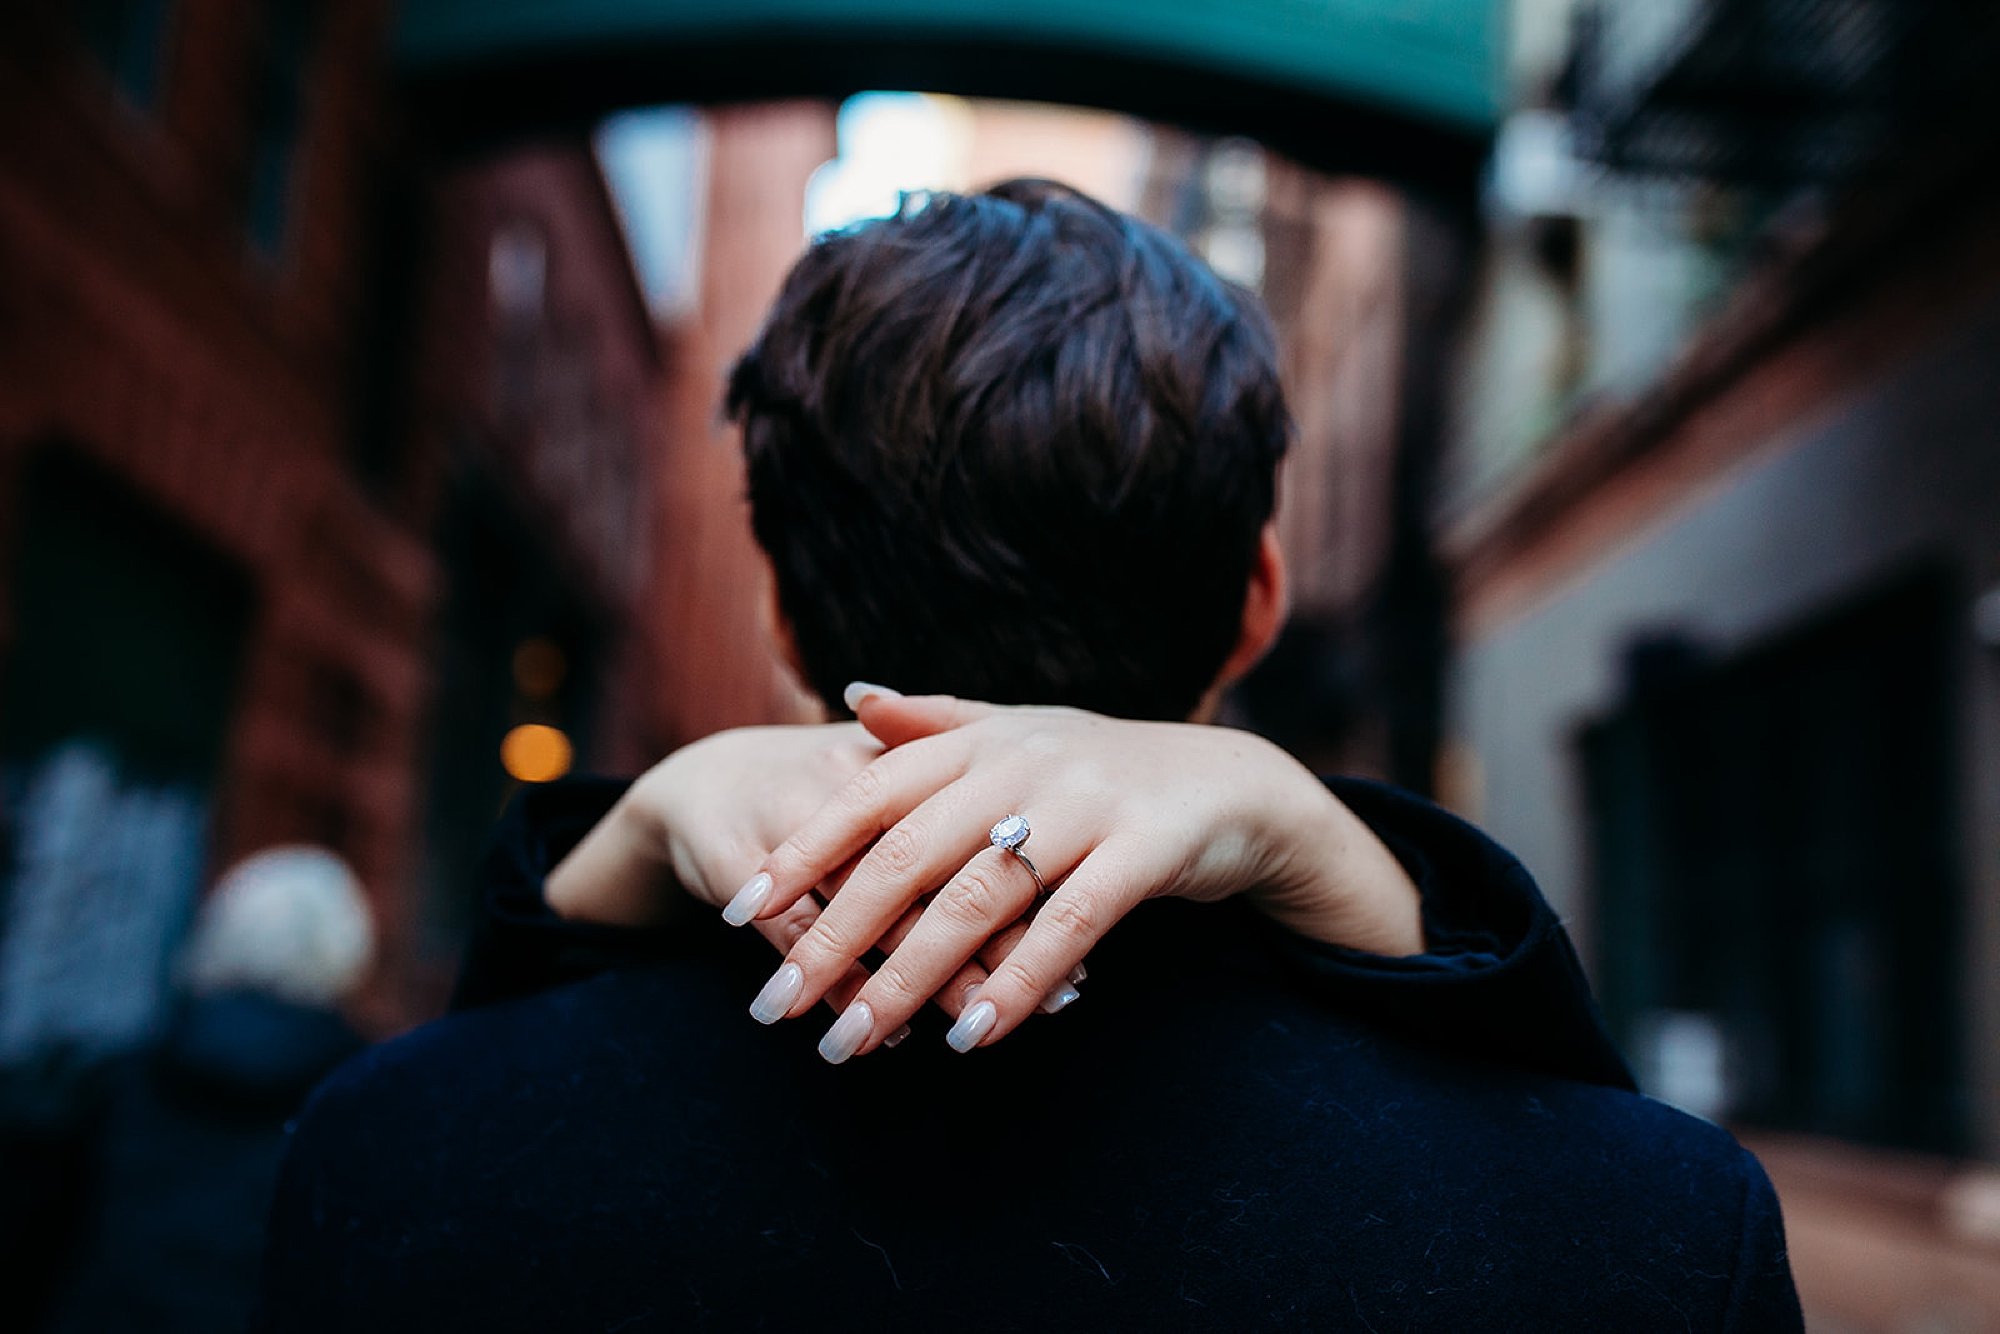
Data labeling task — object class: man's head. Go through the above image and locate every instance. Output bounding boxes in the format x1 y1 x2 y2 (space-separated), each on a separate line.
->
728 178 1290 721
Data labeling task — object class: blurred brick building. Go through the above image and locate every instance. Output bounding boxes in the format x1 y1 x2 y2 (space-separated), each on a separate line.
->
403 140 663 973
0 0 424 1048
642 103 834 746
0 2 662 1056
1 0 401 1313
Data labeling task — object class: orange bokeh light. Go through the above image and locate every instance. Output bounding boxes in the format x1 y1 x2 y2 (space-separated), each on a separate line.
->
500 723 573 783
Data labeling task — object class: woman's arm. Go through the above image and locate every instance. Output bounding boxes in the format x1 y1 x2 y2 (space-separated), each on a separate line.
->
455 724 914 1022
734 694 1621 1077
458 696 1631 1089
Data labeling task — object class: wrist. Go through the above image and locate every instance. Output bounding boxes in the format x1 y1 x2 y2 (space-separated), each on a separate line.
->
546 776 686 926
1249 750 1425 957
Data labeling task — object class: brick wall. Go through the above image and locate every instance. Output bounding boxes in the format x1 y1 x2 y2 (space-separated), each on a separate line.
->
645 102 836 746
0 3 441 1019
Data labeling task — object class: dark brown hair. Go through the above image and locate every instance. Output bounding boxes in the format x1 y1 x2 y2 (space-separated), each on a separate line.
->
727 178 1290 720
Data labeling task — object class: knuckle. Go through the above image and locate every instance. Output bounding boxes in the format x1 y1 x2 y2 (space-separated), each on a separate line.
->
843 761 886 809
867 959 925 1006
939 867 1007 924
795 917 857 969
873 824 923 876
1040 894 1099 942
982 962 1042 1011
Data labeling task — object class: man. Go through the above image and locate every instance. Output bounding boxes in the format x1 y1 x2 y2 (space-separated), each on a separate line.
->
258 182 1800 1330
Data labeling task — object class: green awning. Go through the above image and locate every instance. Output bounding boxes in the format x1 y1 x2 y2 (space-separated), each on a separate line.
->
395 0 1501 136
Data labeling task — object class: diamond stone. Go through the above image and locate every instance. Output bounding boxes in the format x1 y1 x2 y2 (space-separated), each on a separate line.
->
989 815 1030 850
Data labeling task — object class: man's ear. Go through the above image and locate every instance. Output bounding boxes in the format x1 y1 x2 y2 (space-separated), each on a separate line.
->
1213 521 1289 692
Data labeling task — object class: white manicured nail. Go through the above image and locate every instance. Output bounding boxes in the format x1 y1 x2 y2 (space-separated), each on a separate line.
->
882 1024 912 1049
722 872 772 926
842 680 900 711
819 1001 873 1064
1069 963 1088 984
1039 984 1081 1015
749 964 803 1024
946 1000 997 1053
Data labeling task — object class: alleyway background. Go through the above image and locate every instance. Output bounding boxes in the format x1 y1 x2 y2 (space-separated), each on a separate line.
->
3 1 1999 1328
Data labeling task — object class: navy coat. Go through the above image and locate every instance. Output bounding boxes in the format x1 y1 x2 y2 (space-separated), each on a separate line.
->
256 779 1801 1331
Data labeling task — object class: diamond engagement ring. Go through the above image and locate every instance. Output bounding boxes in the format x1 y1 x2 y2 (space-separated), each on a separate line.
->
989 814 1047 897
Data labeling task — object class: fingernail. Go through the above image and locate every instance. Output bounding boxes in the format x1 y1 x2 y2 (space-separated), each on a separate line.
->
818 1000 873 1064
1039 984 1081 1015
722 872 773 926
882 1023 912 1049
1069 963 1088 984
749 964 803 1024
842 680 900 711
945 1000 997 1053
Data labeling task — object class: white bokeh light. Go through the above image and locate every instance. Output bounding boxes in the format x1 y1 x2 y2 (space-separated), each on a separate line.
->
804 92 974 237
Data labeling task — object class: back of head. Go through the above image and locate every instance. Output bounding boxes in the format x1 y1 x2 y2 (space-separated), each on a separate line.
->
729 179 1290 721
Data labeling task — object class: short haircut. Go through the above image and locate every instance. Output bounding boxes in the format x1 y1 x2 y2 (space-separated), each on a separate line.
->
727 178 1290 721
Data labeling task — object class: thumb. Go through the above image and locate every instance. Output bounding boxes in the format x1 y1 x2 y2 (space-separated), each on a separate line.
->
842 682 998 748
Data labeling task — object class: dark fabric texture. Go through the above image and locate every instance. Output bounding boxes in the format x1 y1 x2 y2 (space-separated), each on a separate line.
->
48 993 362 1334
256 777 1799 1331
1254 779 1638 1092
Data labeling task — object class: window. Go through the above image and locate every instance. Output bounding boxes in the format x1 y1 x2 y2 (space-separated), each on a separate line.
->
1580 568 1966 1154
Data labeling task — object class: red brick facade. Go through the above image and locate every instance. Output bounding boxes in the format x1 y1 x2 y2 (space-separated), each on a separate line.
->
0 4 663 1025
644 103 835 745
0 3 428 1010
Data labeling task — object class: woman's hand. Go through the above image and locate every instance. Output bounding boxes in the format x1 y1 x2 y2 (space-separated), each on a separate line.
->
728 690 1423 1062
546 720 1016 1039
548 723 881 925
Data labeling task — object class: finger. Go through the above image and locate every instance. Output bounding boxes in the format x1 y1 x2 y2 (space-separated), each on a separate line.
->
795 895 1077 1059
828 869 1063 1021
820 840 1096 1056
849 858 1086 1023
731 738 970 924
787 789 1092 1021
944 841 1144 1052
816 844 1060 1061
874 898 990 1019
975 920 1088 1010
850 688 1001 749
767 859 1088 1061
750 895 820 955
779 781 1001 1012
744 877 983 1047
749 898 886 1032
